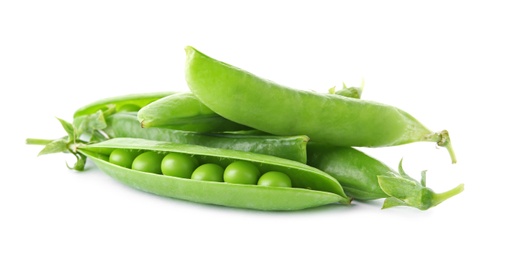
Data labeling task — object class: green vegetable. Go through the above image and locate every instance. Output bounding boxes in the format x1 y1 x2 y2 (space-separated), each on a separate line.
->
109 149 141 168
138 92 251 132
26 46 462 212
117 104 141 112
138 86 362 132
223 161 261 185
104 112 309 163
191 163 224 182
258 171 292 188
132 151 164 174
70 92 174 144
77 138 351 210
161 152 199 178
73 92 174 119
306 143 464 210
184 46 456 163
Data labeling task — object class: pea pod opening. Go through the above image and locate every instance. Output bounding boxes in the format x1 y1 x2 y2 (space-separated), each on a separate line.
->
73 91 175 119
76 138 351 210
184 46 457 163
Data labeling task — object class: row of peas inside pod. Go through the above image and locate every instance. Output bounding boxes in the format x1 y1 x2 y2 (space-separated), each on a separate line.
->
108 148 292 187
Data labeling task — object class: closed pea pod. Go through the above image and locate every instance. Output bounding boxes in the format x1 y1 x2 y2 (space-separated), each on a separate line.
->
137 92 251 132
306 143 464 210
137 87 361 132
184 46 456 163
104 112 309 163
76 138 351 210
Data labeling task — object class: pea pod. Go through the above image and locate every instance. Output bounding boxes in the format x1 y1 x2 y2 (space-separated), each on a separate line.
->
70 92 175 143
184 46 456 163
104 112 309 163
306 143 464 210
73 91 174 118
76 138 351 210
137 92 251 132
138 85 362 133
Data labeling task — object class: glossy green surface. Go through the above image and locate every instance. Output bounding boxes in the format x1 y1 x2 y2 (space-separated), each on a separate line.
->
78 138 349 210
307 143 464 210
104 112 309 163
258 171 292 188
109 149 141 168
223 161 261 185
307 144 393 200
73 92 174 118
191 163 224 182
131 151 164 174
138 92 250 132
161 152 199 178
184 46 455 163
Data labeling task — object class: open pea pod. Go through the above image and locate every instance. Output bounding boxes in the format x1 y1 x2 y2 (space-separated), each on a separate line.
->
77 138 351 211
73 91 175 118
71 92 175 143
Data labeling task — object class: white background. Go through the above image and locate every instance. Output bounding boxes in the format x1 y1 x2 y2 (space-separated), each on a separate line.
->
1 1 508 259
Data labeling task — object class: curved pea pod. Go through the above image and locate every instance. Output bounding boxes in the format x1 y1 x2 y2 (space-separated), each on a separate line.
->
104 112 309 163
138 84 361 133
185 46 456 163
306 143 464 210
77 138 351 211
137 92 251 132
73 91 175 118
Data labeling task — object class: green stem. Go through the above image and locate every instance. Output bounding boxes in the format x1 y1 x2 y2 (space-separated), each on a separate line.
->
431 183 464 207
424 130 457 164
26 138 54 145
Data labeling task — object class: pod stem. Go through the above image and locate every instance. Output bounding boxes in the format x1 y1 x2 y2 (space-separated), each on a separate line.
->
424 130 457 164
26 138 54 145
431 183 464 207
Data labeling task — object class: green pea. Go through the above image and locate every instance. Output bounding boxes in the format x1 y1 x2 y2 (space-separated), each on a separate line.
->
257 171 292 188
161 153 199 178
132 151 164 174
223 161 261 185
109 149 141 168
191 163 224 182
117 104 141 112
